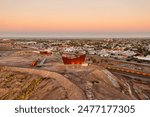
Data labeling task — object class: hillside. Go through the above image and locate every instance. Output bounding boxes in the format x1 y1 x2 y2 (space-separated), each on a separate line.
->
1 65 149 100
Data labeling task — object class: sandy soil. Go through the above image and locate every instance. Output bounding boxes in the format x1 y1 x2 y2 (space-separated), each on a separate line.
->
0 65 136 100
0 42 150 100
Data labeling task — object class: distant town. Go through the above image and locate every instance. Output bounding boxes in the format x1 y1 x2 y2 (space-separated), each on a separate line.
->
1 38 150 63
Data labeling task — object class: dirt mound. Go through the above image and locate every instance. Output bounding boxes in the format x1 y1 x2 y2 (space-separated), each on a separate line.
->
56 65 131 100
0 66 86 100
1 65 149 100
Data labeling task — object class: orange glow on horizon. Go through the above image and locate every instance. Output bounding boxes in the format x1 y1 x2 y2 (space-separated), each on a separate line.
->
1 18 150 32
0 0 150 33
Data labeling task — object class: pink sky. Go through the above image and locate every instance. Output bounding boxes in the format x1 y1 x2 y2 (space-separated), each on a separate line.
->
0 0 150 33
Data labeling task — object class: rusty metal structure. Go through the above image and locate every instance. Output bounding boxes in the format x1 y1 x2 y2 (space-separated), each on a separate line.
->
62 53 86 64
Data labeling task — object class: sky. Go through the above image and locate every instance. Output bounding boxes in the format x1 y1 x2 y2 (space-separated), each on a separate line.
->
0 0 150 37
